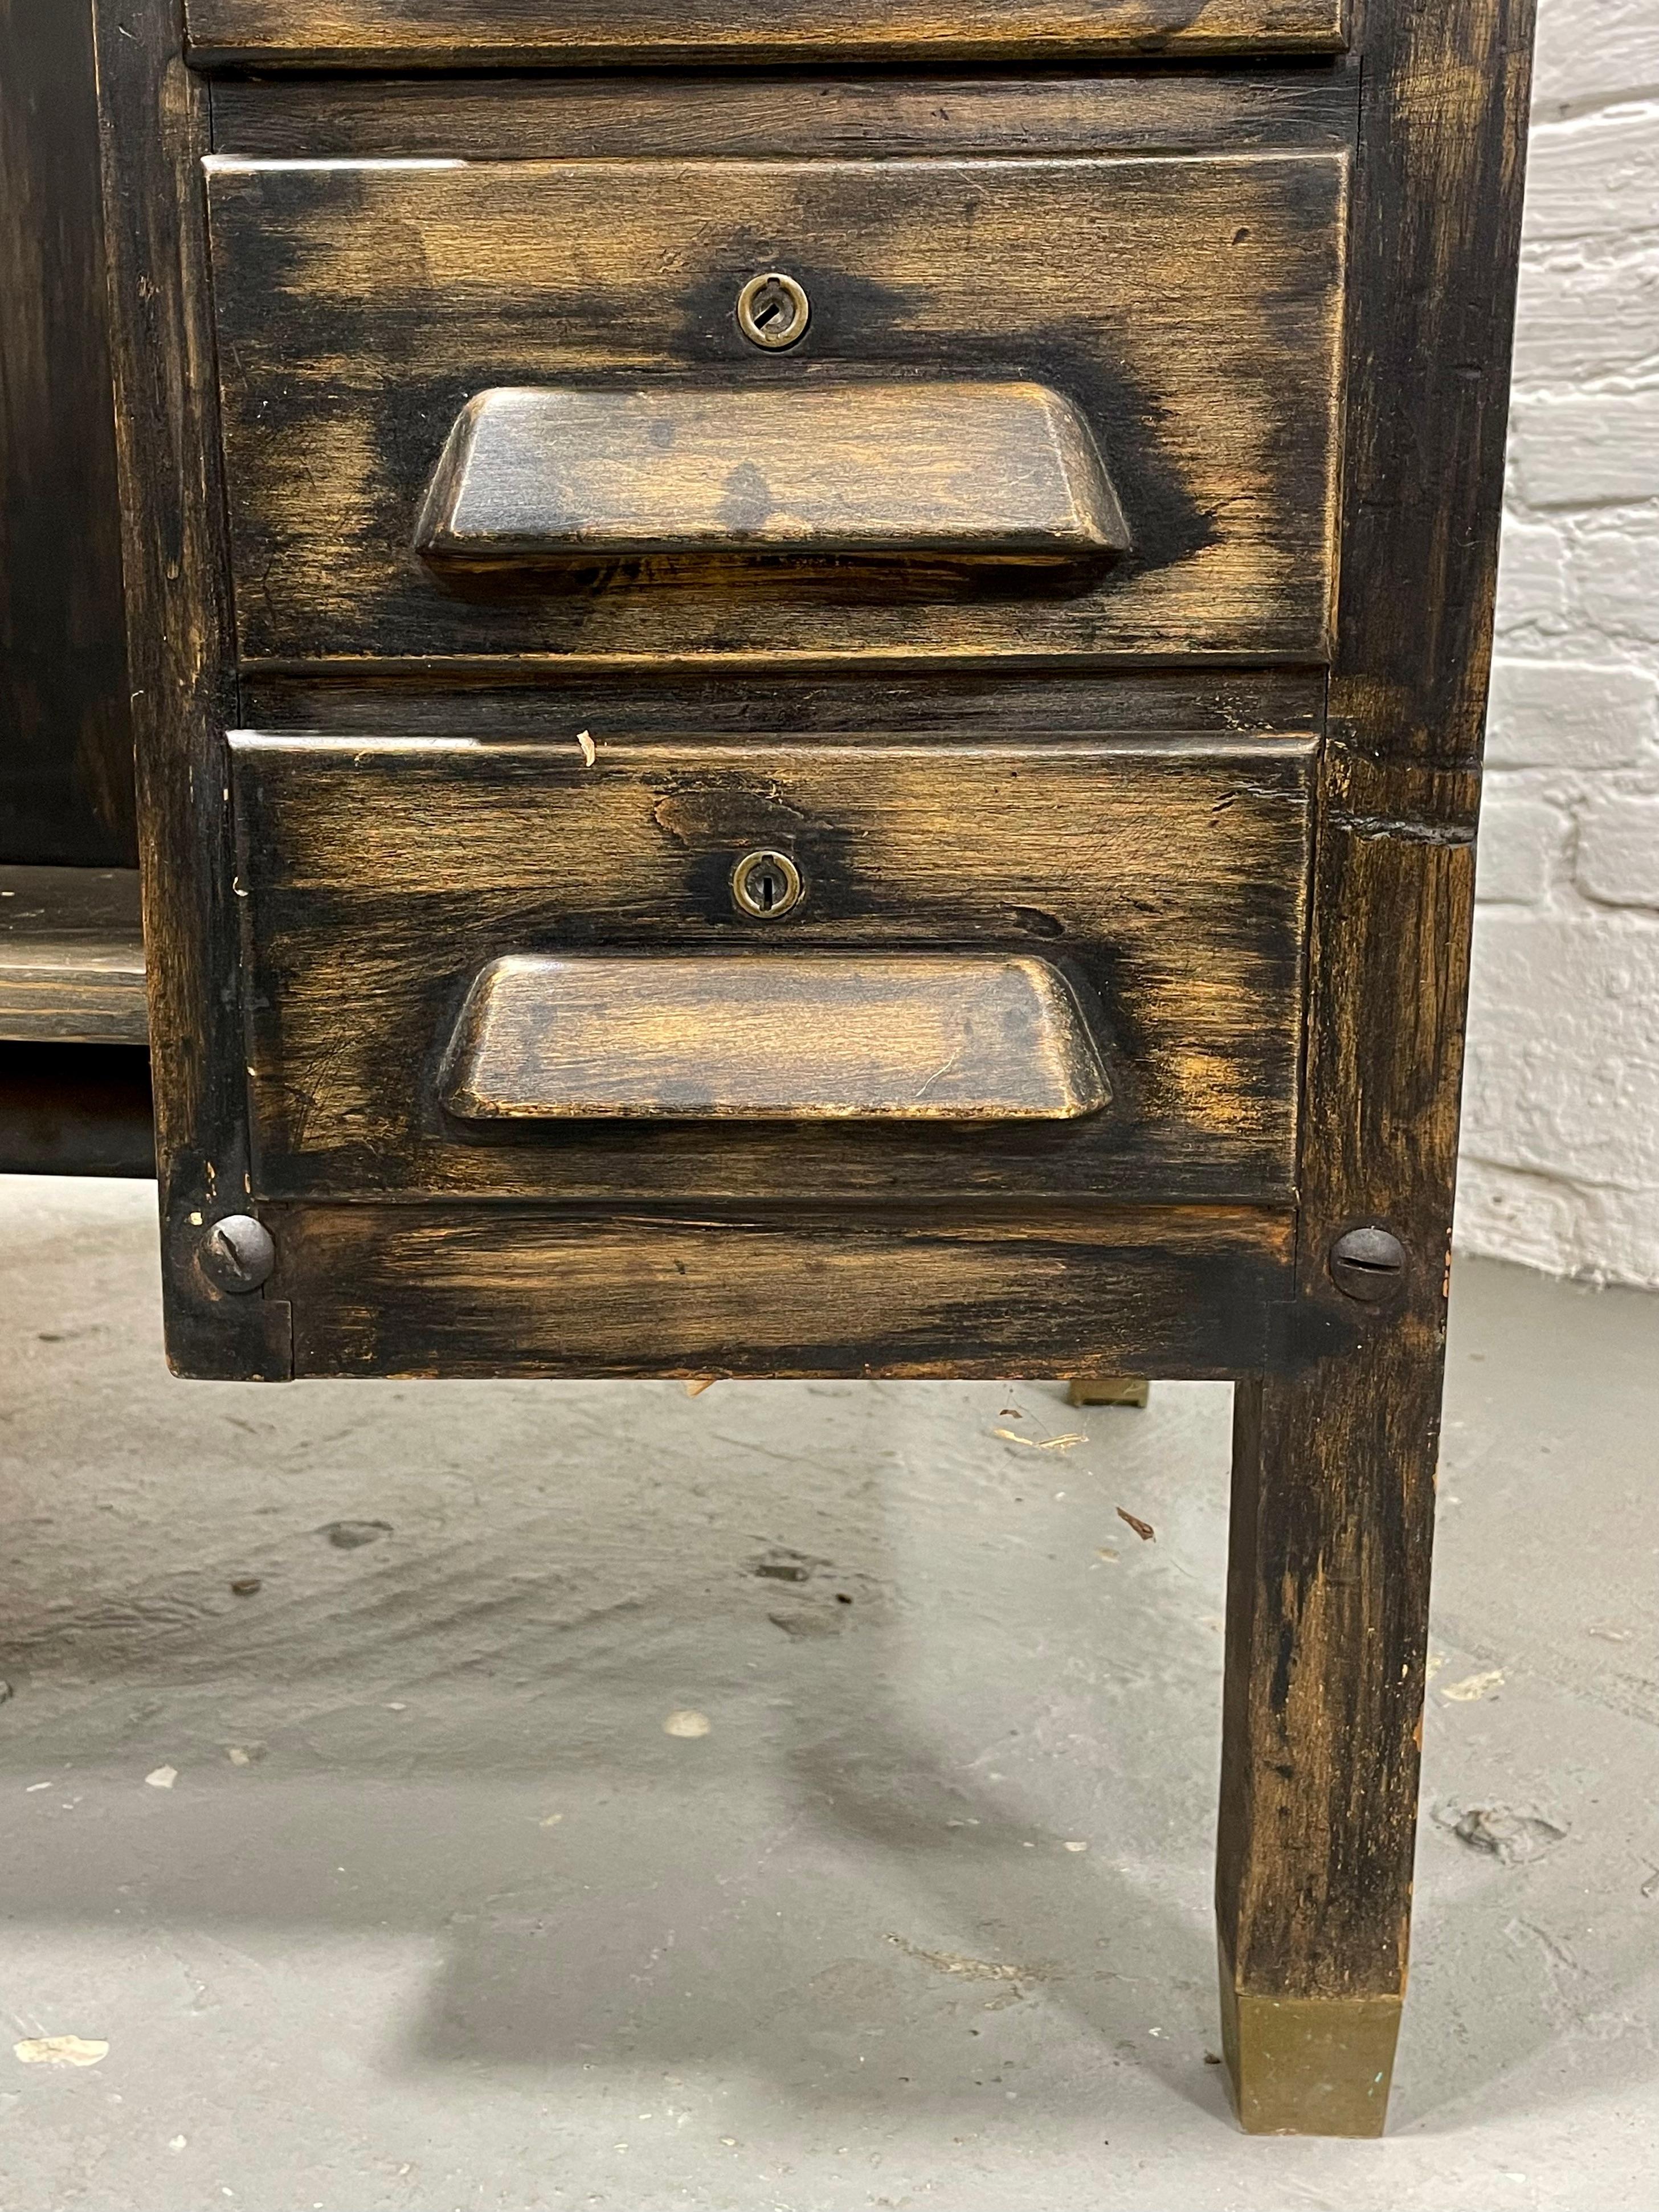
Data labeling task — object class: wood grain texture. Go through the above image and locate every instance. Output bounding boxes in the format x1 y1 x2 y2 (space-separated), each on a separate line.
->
0 0 134 868
1216 0 1535 2136
186 0 1349 69
415 381 1129 583
0 865 146 1045
229 733 1313 1204
91 0 290 1378
441 952 1111 1123
205 151 1347 668
210 67 1359 165
99 0 1536 2128
239 668 1328 741
264 1203 1297 1381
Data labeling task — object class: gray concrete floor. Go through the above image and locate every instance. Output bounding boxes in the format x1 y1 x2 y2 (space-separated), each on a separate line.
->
1 1179 1656 2211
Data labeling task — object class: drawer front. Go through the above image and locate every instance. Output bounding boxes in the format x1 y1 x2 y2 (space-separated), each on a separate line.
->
187 2 1349 69
230 733 1313 1205
265 1204 1298 1382
206 152 1347 669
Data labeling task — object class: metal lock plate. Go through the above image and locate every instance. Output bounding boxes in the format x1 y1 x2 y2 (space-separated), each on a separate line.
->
730 849 804 918
736 271 810 350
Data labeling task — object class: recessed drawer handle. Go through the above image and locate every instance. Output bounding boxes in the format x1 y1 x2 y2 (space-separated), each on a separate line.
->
439 952 1110 1123
414 381 1129 586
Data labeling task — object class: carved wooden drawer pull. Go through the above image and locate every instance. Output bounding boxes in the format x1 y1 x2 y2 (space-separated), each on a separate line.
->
439 952 1110 1123
414 382 1129 590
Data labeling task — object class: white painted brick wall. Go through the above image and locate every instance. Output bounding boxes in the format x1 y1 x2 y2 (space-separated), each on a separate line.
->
1458 0 1659 1286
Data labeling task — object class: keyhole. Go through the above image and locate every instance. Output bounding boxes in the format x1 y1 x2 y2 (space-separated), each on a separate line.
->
731 848 804 919
737 271 811 351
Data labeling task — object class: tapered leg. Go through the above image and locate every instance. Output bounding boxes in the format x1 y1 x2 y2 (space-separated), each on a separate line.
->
1202 0 1530 2140
1216 1335 1442 2135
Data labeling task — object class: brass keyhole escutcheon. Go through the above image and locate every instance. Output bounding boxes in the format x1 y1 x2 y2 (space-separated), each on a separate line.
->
731 848 804 919
737 271 810 351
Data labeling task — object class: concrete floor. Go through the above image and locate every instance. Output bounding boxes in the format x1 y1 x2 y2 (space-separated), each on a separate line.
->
0 1179 1656 2211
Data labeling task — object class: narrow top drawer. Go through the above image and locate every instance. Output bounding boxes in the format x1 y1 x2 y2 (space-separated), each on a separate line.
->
185 0 1348 70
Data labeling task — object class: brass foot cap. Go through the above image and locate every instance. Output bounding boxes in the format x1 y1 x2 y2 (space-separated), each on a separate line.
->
1066 1376 1150 1408
1220 1984 1401 2137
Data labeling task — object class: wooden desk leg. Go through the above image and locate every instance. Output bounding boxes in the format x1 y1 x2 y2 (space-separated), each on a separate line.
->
1216 1339 1439 2135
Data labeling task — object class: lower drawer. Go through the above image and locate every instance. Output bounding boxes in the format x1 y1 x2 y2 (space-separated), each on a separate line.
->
230 730 1313 1204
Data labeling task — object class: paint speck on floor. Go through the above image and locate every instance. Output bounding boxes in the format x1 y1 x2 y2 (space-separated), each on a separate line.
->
14 2037 109 2068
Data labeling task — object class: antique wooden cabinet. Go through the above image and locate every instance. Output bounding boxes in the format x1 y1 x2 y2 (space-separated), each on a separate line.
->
87 0 1534 2136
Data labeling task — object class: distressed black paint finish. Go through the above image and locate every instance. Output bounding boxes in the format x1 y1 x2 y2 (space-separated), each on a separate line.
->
268 1202 1297 1381
185 0 1350 69
212 67 1360 166
229 734 1313 1207
238 667 1327 741
92 0 290 1378
1215 0 1535 2136
203 149 1346 668
92 0 1534 2133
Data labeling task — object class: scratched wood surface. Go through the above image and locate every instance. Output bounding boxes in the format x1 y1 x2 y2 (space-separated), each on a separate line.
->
265 1203 1298 1381
212 68 1359 166
230 734 1313 1204
205 151 1347 669
186 0 1348 69
240 667 1327 740
96 0 1536 2135
92 0 292 1380
1214 0 1536 2135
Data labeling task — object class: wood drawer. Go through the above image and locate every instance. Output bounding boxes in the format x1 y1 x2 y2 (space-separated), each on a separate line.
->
230 730 1313 1206
205 149 1347 671
186 2 1349 71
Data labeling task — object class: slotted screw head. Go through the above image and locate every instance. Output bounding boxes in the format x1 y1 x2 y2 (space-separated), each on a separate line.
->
1329 1226 1408 1302
199 1213 276 1295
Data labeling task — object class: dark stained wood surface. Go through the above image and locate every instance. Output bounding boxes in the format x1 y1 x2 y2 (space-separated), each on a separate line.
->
0 865 146 1045
186 0 1349 69
229 733 1314 1204
440 952 1112 1123
415 381 1130 582
266 1203 1298 1381
0 1043 154 1177
92 0 291 1380
239 667 1329 741
0 0 134 868
211 66 1359 163
95 0 1537 2135
205 150 1347 669
1215 0 1536 2136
